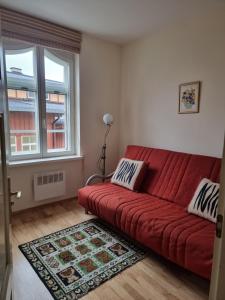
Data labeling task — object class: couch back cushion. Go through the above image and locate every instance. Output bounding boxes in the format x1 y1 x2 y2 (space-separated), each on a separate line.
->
124 145 221 207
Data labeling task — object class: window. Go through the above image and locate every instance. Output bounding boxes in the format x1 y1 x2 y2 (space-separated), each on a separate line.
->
44 49 70 153
27 91 35 99
21 136 37 152
4 39 77 161
10 136 17 154
5 46 39 157
45 93 50 101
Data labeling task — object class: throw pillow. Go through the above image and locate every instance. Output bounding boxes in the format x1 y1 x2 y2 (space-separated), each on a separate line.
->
187 178 220 223
111 158 147 191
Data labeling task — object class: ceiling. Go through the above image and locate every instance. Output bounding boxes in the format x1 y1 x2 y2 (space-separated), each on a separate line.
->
0 0 225 44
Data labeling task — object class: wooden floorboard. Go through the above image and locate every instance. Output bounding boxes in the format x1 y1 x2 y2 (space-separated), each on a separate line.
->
12 199 209 300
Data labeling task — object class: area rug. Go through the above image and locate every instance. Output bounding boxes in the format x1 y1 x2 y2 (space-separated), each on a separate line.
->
19 219 146 300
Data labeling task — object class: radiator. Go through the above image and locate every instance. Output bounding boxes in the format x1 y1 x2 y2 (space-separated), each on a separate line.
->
33 170 66 201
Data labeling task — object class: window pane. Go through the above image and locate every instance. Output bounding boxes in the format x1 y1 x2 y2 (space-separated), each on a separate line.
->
5 48 40 156
44 49 70 152
5 49 36 91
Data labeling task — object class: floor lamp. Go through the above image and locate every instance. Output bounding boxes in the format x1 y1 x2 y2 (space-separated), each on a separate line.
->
98 113 113 177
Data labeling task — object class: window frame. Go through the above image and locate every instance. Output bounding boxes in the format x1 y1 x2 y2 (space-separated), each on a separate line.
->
3 38 78 161
5 42 40 160
42 47 75 158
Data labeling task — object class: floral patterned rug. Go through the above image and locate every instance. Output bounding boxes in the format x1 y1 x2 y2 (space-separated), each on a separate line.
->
19 219 146 300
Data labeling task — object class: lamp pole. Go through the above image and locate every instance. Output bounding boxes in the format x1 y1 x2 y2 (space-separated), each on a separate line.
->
99 114 113 179
102 143 106 177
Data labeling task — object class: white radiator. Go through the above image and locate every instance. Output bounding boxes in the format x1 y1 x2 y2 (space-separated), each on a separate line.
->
33 170 66 201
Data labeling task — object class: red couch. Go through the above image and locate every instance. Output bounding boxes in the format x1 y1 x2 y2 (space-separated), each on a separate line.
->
78 145 221 279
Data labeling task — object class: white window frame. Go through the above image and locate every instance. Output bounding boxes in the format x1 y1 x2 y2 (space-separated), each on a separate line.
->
42 48 75 158
3 38 79 161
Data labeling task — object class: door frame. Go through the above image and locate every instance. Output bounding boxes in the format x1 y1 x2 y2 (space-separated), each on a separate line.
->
0 114 12 300
209 133 225 300
0 15 13 300
0 265 12 300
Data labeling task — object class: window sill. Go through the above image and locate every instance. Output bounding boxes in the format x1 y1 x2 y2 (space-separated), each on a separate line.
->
8 155 84 168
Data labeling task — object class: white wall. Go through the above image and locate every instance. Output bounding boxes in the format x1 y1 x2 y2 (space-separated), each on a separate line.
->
9 159 84 212
120 8 225 158
80 35 120 179
10 7 225 212
10 35 121 212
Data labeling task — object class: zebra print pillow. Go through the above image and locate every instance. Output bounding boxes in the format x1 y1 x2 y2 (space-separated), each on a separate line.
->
111 158 147 191
188 178 220 223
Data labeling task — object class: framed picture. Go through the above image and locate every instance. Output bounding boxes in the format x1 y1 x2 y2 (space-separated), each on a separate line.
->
178 81 201 114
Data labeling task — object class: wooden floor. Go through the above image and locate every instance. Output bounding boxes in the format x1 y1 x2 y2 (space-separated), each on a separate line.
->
12 199 209 300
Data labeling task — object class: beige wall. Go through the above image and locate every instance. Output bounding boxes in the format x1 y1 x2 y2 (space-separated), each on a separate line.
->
120 8 225 158
10 35 121 212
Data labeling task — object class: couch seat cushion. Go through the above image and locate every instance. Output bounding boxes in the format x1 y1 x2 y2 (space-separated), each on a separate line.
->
78 182 144 224
78 182 215 278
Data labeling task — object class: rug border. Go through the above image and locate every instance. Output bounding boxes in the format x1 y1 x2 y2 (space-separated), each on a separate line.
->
18 218 146 300
18 218 146 249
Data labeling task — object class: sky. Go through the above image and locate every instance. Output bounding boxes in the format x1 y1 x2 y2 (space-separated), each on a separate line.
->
5 50 64 82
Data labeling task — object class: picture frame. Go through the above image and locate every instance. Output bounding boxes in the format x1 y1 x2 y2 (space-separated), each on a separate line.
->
178 81 201 114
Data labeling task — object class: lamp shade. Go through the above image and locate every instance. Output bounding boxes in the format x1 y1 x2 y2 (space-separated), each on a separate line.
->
103 113 113 125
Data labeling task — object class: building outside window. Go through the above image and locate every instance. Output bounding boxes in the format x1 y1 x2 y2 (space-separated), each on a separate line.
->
4 39 77 161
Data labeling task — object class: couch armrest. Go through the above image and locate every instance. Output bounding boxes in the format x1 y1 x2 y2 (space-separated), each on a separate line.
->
85 172 114 186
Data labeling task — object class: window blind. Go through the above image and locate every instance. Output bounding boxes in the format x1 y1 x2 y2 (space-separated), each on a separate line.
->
0 7 82 53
